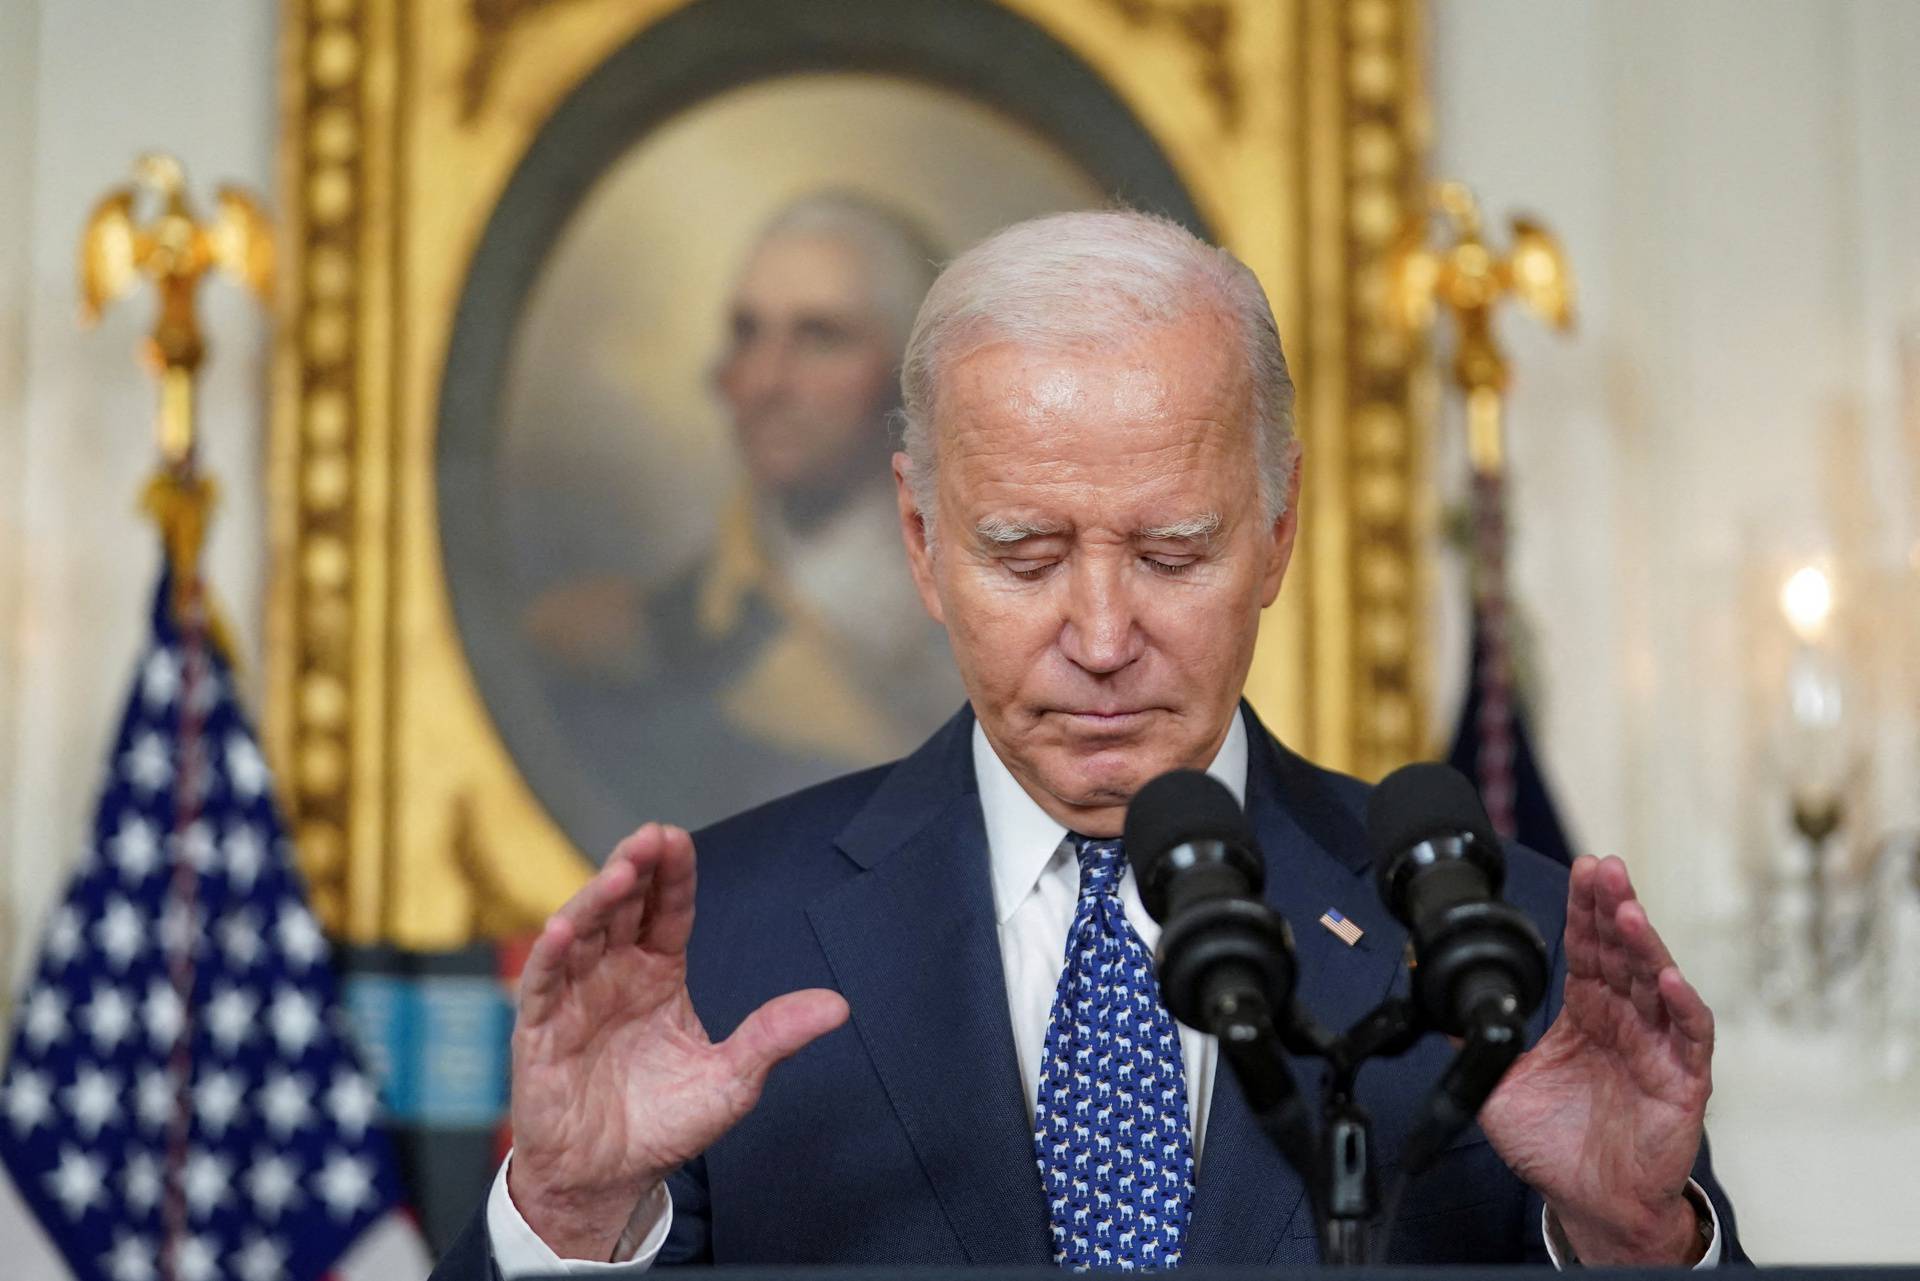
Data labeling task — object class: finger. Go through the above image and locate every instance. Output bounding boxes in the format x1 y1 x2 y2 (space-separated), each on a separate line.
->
719 988 851 1094
1563 856 1604 982
1591 857 1635 996
1614 895 1678 980
603 824 667 949
638 826 699 956
1658 967 1716 1075
551 842 646 944
1614 901 1673 1026
516 912 576 1026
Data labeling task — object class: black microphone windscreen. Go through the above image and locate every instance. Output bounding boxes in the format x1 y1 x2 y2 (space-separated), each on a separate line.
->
1123 769 1253 883
1364 762 1500 864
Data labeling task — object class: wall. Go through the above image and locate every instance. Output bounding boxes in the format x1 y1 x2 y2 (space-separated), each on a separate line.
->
0 1 276 986
1431 0 1920 1262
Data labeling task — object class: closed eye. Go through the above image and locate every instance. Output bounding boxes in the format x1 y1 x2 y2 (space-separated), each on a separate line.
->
1004 558 1061 580
1141 555 1199 577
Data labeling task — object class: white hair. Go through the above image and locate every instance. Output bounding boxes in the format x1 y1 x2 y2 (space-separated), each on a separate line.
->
897 209 1298 534
753 191 943 355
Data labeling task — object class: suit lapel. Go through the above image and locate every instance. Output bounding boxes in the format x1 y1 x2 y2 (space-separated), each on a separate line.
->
1183 707 1407 1265
805 711 1054 1266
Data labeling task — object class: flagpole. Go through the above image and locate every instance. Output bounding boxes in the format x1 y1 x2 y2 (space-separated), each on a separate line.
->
76 153 273 1281
1384 182 1574 838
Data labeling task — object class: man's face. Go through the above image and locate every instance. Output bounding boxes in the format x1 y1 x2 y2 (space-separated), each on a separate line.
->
714 233 899 498
895 309 1299 835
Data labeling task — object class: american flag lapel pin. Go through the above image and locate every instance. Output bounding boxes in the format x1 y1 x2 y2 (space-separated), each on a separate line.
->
1319 908 1364 946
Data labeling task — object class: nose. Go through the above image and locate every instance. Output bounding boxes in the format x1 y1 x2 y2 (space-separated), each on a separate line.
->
1057 558 1143 675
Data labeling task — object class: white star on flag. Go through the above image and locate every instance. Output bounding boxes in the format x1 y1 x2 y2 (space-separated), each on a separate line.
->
173 819 219 874
121 731 173 794
268 986 321 1056
182 1147 233 1219
313 1150 376 1219
3 1070 52 1137
234 1232 290 1281
219 906 265 969
122 1149 163 1215
276 901 328 970
61 1067 121 1140
224 732 269 800
94 897 147 969
191 1068 247 1137
46 1146 106 1219
205 983 259 1055
134 1068 174 1133
81 982 137 1051
104 1228 159 1281
223 821 266 891
140 645 180 711
142 978 185 1049
173 1231 220 1281
325 1070 380 1139
109 815 162 881
42 905 84 968
246 1151 302 1218
258 1068 314 1138
22 987 68 1054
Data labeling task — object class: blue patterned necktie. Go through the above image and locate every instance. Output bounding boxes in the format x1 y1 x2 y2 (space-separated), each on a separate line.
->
1033 835 1195 1270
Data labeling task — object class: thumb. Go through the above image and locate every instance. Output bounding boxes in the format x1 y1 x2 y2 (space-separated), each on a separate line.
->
719 987 850 1092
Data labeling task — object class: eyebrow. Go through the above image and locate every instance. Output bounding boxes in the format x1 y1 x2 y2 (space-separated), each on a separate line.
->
974 516 1067 544
1138 512 1223 543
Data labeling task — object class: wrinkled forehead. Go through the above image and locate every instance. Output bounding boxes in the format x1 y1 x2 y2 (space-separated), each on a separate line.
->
933 323 1259 509
936 313 1252 432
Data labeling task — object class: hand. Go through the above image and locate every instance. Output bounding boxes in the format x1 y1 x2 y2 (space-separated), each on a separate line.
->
1476 855 1714 1265
505 823 850 1261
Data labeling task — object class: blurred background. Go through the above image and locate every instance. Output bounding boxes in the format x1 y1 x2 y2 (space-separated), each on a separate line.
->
1 0 1917 1272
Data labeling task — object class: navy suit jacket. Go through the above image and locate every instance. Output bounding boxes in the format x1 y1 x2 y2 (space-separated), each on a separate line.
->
432 704 1744 1273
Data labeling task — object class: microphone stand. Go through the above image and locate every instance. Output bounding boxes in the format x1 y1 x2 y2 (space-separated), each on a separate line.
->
1208 989 1528 1265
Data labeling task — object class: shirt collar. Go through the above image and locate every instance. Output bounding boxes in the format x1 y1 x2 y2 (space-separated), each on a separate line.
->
973 710 1251 925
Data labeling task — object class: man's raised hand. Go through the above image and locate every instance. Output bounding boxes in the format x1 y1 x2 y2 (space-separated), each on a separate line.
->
505 824 849 1262
1477 855 1716 1265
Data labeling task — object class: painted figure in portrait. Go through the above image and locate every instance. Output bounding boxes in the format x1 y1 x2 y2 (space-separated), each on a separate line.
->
520 192 965 831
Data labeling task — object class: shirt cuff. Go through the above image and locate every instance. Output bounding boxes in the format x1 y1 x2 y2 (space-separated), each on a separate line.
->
485 1150 674 1277
1541 1179 1722 1269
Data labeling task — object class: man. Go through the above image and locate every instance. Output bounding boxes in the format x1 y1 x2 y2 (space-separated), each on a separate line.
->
530 193 964 842
442 210 1743 1274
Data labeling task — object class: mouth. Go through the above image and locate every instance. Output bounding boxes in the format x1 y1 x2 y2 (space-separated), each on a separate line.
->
1052 708 1156 733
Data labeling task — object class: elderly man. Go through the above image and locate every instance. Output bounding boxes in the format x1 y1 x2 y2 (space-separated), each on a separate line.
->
438 211 1742 1275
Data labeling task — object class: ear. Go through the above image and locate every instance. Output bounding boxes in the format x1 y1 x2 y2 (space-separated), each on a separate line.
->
1258 448 1303 608
893 451 946 624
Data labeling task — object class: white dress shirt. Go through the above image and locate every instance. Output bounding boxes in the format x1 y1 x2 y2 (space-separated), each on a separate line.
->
485 712 1719 1272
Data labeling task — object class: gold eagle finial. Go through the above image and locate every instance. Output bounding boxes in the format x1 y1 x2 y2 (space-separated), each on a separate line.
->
77 152 274 469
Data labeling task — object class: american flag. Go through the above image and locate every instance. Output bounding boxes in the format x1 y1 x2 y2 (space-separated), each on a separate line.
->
1318 908 1364 947
0 573 406 1281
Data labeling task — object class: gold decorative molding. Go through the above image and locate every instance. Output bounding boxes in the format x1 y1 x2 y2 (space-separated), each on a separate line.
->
1094 0 1242 132
1298 0 1431 781
271 0 377 935
270 0 1432 947
461 0 584 123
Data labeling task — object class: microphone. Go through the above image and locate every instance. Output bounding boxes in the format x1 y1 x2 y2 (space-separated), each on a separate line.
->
1123 770 1296 1037
1364 763 1549 1036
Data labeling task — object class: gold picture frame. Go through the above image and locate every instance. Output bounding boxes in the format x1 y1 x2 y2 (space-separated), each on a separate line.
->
269 0 1432 948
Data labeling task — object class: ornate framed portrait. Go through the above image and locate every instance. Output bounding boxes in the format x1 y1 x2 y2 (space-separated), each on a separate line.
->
271 0 1432 947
